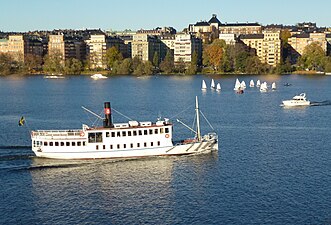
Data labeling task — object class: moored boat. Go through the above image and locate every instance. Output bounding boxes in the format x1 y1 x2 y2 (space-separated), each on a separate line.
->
31 97 218 159
91 73 107 79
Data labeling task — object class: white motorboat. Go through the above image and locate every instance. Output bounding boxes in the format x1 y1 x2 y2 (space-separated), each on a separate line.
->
31 97 218 159
91 73 107 79
282 93 310 107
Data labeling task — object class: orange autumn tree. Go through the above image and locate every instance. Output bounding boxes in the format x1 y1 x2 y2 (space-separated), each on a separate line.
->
203 39 226 72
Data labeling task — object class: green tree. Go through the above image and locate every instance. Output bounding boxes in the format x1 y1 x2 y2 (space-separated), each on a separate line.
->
160 49 174 74
152 51 159 68
43 50 64 74
24 54 43 73
64 58 83 75
298 42 326 71
186 51 198 75
0 53 15 75
116 58 133 75
105 46 123 70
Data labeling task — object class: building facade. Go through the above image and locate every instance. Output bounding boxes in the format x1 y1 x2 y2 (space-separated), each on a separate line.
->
219 23 262 36
174 33 202 65
288 32 327 56
131 34 161 62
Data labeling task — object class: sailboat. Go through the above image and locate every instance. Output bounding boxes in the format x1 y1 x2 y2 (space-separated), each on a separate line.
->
249 80 254 87
272 82 276 90
260 82 268 92
240 81 246 89
256 80 261 87
201 80 207 91
234 78 241 91
216 83 221 92
211 79 215 89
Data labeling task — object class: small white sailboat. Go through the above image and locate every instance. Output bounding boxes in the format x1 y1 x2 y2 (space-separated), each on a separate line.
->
240 81 246 89
260 82 268 92
234 78 241 91
211 79 215 89
256 80 261 87
272 82 276 90
216 83 221 92
201 80 207 90
249 80 254 87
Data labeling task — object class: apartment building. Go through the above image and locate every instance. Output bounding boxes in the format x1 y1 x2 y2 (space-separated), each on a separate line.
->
0 35 26 61
85 34 107 69
219 23 262 36
188 14 221 43
219 34 237 45
288 32 327 56
174 33 202 65
239 30 282 67
131 34 161 62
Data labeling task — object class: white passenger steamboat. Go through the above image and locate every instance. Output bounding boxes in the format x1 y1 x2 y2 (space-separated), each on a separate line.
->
31 97 218 159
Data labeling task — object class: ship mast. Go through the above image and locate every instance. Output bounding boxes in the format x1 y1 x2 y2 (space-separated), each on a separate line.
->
195 96 201 141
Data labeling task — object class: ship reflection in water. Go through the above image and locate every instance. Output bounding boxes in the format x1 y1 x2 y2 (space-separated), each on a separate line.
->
29 153 219 224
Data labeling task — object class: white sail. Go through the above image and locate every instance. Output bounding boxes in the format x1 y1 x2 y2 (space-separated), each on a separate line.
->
260 82 268 92
234 78 241 90
211 79 215 89
256 80 261 87
240 81 246 89
249 80 254 87
272 82 276 90
201 80 207 90
216 83 221 91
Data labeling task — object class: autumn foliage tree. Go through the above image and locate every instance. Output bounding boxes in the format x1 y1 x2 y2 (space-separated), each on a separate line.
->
203 39 226 72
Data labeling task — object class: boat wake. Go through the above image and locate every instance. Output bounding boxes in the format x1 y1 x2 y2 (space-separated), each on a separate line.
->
310 100 331 106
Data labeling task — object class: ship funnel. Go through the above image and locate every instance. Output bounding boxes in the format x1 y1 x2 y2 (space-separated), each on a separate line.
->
103 102 113 128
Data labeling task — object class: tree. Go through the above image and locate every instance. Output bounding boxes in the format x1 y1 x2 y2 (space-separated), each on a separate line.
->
43 50 64 74
152 51 159 68
0 53 15 75
24 54 43 73
64 58 83 75
298 42 325 71
105 46 123 70
186 51 198 75
203 39 226 72
160 49 174 74
116 58 133 75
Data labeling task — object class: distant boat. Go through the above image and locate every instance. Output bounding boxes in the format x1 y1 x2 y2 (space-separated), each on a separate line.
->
249 80 254 87
282 93 310 107
44 75 64 79
240 81 246 89
284 83 292 86
211 79 215 89
201 80 207 90
91 73 107 79
272 82 276 90
256 80 261 87
260 82 268 92
234 78 241 91
216 83 221 92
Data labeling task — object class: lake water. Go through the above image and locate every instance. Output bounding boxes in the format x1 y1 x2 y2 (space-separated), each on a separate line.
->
0 74 330 224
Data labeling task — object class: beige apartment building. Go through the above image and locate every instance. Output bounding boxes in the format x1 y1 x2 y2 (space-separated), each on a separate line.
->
85 34 108 69
0 35 26 61
219 23 262 36
174 33 202 65
240 30 282 67
288 32 327 56
131 34 161 62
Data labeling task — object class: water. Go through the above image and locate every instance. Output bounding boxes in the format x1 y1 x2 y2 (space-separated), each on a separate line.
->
0 74 331 224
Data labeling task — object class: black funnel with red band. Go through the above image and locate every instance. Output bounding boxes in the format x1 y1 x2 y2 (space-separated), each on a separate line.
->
103 102 113 128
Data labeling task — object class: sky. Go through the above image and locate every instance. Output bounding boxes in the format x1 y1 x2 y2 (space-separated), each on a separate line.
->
1 0 330 32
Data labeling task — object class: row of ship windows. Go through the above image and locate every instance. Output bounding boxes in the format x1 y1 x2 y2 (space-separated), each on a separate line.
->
105 127 169 138
33 140 161 150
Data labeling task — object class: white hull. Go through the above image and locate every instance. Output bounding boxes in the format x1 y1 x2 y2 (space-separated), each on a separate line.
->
282 100 310 107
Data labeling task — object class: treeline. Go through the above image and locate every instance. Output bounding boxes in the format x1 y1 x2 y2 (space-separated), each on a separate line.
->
1 41 331 76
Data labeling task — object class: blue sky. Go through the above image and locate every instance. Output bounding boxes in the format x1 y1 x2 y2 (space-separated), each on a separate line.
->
1 0 330 32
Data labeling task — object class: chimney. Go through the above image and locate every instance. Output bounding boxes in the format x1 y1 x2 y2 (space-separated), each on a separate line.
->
103 102 113 128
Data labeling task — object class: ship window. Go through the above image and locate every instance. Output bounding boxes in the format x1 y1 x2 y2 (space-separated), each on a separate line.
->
128 131 132 136
50 142 53 146
110 144 113 149
44 142 48 146
122 131 126 137
165 128 169 133
157 141 160 146
149 129 153 135
77 142 81 146
66 142 70 146
160 128 164 134
96 145 99 150
117 132 121 137
117 144 120 149
111 132 115 137
151 142 153 147
103 145 105 150
133 130 137 136
154 129 158 134
60 142 64 146
106 132 110 137
83 142 86 146
138 130 142 135
123 144 126 149
55 142 59 146
72 142 76 146
130 143 133 148
144 142 147 147
144 130 147 135
96 133 102 142
137 143 140 148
